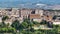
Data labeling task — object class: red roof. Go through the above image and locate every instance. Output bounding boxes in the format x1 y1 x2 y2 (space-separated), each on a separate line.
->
29 14 41 19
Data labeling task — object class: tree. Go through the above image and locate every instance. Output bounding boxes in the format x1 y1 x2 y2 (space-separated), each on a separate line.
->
11 20 20 30
40 20 47 25
30 27 34 32
23 18 34 28
21 22 28 29
53 15 57 20
23 18 30 22
19 21 28 31
32 21 39 24
0 27 16 33
2 16 9 21
5 23 10 28
0 22 6 27
28 21 34 27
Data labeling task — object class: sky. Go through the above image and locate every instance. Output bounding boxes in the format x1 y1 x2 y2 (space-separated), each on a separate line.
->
0 0 60 8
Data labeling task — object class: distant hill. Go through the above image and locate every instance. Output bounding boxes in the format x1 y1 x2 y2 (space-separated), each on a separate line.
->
0 0 60 9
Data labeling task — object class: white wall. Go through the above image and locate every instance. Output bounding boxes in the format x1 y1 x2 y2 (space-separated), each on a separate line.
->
33 18 42 22
35 9 43 16
0 17 2 22
53 22 60 25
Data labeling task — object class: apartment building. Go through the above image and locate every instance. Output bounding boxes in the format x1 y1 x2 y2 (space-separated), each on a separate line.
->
43 9 60 25
28 9 44 22
0 8 60 25
19 8 33 18
29 14 42 22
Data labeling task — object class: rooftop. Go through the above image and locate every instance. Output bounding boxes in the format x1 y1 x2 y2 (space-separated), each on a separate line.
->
29 14 41 19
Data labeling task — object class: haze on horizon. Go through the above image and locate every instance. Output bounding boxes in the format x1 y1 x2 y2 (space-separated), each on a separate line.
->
0 0 60 8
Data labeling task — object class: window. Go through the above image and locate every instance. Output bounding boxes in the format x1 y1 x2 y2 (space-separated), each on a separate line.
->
31 10 35 14
5 8 12 11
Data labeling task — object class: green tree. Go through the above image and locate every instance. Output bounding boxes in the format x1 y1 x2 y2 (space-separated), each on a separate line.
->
32 21 39 25
23 18 34 28
21 22 28 29
30 27 34 32
0 22 6 27
53 15 57 20
0 27 16 33
40 20 47 24
23 18 30 23
2 16 9 21
19 22 28 31
5 23 10 28
11 20 20 30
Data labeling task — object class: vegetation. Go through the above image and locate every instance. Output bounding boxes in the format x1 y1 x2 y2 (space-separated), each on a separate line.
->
0 27 16 33
11 20 20 30
2 16 9 21
20 22 28 29
40 20 47 24
32 21 39 25
53 15 57 20
0 17 60 34
0 22 6 28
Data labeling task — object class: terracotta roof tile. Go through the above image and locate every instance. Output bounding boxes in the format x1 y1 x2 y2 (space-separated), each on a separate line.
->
29 14 41 19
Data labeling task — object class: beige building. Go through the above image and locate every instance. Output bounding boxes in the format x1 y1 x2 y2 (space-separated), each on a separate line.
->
1 8 60 25
29 14 42 22
35 9 44 16
20 9 33 18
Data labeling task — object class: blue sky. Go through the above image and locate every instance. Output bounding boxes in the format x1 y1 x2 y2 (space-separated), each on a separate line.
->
0 0 60 8
0 0 60 4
